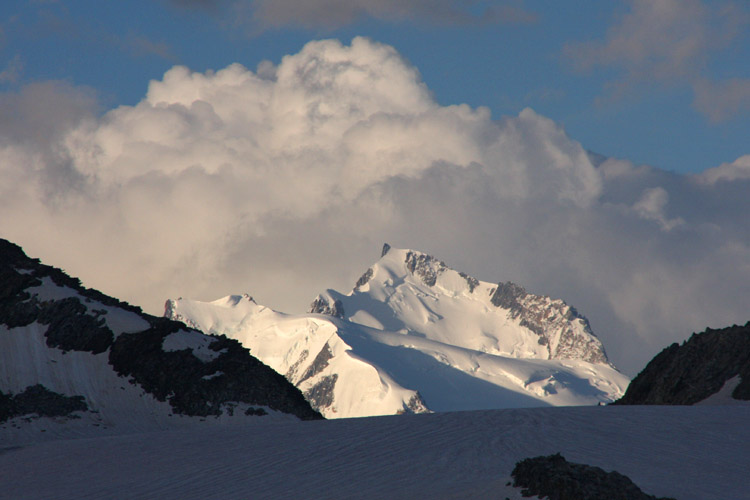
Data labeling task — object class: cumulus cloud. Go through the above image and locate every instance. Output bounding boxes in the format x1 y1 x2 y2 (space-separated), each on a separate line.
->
694 154 750 184
563 0 750 119
1 37 749 375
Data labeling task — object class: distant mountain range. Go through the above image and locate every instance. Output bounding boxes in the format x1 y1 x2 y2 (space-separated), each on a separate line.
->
0 238 320 441
3 233 746 444
2 237 747 500
167 244 629 418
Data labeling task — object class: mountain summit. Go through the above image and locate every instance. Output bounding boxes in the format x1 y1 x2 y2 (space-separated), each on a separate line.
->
311 244 610 365
167 245 628 418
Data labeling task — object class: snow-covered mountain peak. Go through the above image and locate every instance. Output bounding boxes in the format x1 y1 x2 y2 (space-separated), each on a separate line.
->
312 245 610 366
165 293 267 331
166 295 431 418
168 244 627 418
352 245 478 294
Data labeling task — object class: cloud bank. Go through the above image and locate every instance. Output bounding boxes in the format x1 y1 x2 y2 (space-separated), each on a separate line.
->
2 37 749 374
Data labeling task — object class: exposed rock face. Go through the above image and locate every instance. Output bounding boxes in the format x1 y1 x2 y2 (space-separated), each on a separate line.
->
38 298 115 354
489 281 527 310
400 392 429 415
296 342 334 385
354 268 373 291
309 295 344 318
512 453 675 500
489 281 607 365
614 322 750 405
0 385 88 423
0 238 323 422
304 374 338 411
285 349 309 381
108 322 320 419
404 251 447 287
458 272 479 293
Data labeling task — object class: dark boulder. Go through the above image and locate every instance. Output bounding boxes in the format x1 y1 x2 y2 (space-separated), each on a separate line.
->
512 453 674 500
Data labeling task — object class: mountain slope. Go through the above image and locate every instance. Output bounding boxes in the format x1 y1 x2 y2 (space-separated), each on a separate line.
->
0 238 321 442
167 245 628 418
166 295 429 418
312 244 610 364
614 322 750 405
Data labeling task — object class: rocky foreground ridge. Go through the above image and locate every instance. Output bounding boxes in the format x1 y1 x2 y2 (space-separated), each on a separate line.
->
614 322 750 405
0 238 321 438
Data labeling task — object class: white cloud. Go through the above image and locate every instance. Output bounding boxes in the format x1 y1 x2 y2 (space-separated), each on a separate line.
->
1 37 749 375
563 0 750 119
694 154 750 184
170 0 537 30
632 187 684 231
564 0 721 80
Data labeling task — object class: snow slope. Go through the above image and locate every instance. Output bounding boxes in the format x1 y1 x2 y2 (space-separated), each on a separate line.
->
166 246 629 418
1 404 747 500
315 246 610 364
166 295 429 418
0 239 320 443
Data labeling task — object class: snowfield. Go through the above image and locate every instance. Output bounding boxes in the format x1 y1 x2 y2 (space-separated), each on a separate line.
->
1 404 748 500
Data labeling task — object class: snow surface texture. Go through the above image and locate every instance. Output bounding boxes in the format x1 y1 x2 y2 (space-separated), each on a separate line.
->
1 405 747 500
166 247 629 418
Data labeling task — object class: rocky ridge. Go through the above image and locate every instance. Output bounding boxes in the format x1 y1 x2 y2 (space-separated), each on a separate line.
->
614 322 750 405
313 245 610 366
0 238 322 432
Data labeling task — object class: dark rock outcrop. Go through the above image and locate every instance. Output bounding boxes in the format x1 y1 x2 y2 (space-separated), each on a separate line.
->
304 374 338 411
404 251 446 287
309 295 344 318
297 342 334 385
108 321 322 419
511 453 675 500
0 238 323 421
458 272 479 293
354 268 373 291
399 392 429 414
489 281 608 365
0 385 89 423
614 322 750 405
490 281 527 311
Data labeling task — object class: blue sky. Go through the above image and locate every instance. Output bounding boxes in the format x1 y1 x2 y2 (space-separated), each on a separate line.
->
3 0 748 174
2 1 750 374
